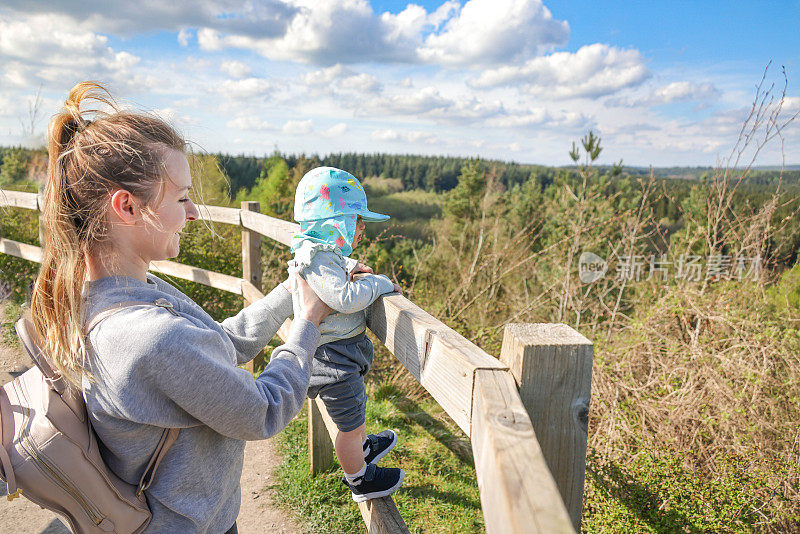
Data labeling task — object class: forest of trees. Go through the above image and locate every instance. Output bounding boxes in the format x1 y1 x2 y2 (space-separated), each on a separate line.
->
2 135 800 531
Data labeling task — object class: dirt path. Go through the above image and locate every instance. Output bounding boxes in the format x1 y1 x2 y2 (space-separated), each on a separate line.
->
0 305 305 534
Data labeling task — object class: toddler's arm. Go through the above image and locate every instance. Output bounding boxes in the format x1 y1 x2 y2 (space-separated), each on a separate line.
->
302 254 395 314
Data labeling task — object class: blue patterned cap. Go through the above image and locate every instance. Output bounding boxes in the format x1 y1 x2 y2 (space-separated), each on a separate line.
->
293 167 389 223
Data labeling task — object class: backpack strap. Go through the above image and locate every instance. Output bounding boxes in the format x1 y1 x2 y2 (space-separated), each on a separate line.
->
82 299 182 494
0 386 18 496
14 300 182 496
83 298 178 335
15 317 68 395
136 427 180 496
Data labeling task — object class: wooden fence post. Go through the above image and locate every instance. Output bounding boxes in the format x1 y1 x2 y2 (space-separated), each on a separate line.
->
499 323 593 532
308 398 335 475
241 201 262 374
37 185 45 247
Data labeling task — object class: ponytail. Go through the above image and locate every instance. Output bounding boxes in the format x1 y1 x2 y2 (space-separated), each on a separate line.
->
31 81 186 386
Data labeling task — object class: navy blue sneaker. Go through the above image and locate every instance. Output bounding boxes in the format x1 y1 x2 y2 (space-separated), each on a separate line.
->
342 463 404 503
363 430 398 465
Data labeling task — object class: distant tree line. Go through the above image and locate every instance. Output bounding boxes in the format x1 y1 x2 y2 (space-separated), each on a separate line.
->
219 152 560 194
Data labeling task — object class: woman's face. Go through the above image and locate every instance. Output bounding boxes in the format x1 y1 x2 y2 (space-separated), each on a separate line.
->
141 149 198 261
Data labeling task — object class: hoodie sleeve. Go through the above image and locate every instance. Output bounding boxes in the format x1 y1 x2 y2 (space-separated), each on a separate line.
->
219 283 294 365
90 307 320 441
301 252 395 314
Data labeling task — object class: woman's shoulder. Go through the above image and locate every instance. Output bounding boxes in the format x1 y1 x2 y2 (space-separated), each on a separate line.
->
85 276 201 354
88 302 186 356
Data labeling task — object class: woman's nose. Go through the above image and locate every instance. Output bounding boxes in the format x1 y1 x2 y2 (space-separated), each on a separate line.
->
186 199 199 221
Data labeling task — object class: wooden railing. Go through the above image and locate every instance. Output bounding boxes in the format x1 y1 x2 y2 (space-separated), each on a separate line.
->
0 190 593 533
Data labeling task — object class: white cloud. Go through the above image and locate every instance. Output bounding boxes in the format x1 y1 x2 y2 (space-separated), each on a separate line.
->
606 81 721 108
196 0 568 67
177 28 192 47
469 43 650 98
2 1 297 37
783 96 800 112
282 119 313 135
321 122 348 137
303 64 351 86
651 81 719 104
418 0 569 66
339 73 381 93
371 129 399 141
302 64 381 93
0 12 141 88
220 60 252 78
371 128 438 144
227 116 274 131
428 97 505 122
485 107 591 130
0 94 14 117
198 0 416 65
218 77 272 99
363 86 451 115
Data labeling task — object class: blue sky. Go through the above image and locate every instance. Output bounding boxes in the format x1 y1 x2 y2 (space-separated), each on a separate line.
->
0 0 797 166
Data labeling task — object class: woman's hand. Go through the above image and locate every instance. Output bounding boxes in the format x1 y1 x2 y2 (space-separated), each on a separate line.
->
295 272 332 326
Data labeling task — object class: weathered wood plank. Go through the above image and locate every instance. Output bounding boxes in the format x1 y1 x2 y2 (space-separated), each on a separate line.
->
241 201 262 294
312 397 337 439
0 190 38 210
149 260 243 295
309 398 334 475
241 202 263 374
197 204 241 226
499 323 593 531
366 293 505 436
0 238 42 263
241 280 265 306
38 187 45 247
240 210 298 246
471 369 574 534
359 496 410 534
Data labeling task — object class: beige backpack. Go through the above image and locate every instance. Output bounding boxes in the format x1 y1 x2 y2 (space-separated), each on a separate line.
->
0 302 179 534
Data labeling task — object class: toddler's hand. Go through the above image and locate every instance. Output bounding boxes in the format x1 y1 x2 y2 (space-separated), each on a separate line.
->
392 283 402 293
350 262 374 280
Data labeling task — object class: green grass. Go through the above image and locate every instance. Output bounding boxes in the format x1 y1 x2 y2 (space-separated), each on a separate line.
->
583 448 798 533
271 384 484 533
367 190 443 241
1 299 22 347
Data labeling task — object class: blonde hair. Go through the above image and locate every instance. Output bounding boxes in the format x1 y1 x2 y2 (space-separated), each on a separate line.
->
31 81 186 385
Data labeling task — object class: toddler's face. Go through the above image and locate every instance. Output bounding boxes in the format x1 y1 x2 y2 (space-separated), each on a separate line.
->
352 215 365 248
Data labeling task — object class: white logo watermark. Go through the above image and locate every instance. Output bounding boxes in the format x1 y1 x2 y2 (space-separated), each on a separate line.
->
578 252 608 283
578 252 762 283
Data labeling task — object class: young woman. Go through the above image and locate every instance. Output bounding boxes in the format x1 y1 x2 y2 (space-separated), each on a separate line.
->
30 81 331 533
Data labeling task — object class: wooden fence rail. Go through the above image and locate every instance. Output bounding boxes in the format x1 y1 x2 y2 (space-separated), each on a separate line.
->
0 191 591 533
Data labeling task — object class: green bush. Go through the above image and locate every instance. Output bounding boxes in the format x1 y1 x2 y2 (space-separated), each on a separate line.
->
0 206 39 303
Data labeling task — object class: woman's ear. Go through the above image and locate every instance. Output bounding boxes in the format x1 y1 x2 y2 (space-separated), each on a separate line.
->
109 189 139 224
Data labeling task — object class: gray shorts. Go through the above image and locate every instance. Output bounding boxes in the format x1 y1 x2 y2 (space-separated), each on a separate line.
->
307 333 373 433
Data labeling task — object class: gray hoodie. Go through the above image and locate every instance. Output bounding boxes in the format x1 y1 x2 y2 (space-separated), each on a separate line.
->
81 274 319 533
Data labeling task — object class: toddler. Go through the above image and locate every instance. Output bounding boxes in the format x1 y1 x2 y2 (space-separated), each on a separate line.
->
290 166 404 502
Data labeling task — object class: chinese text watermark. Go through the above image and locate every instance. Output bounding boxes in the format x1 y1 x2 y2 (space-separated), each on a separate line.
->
579 253 761 283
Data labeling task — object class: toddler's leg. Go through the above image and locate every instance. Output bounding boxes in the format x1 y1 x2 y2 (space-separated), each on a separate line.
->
336 423 367 475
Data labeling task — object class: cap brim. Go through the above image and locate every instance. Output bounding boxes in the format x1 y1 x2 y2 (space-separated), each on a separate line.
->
360 209 390 222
